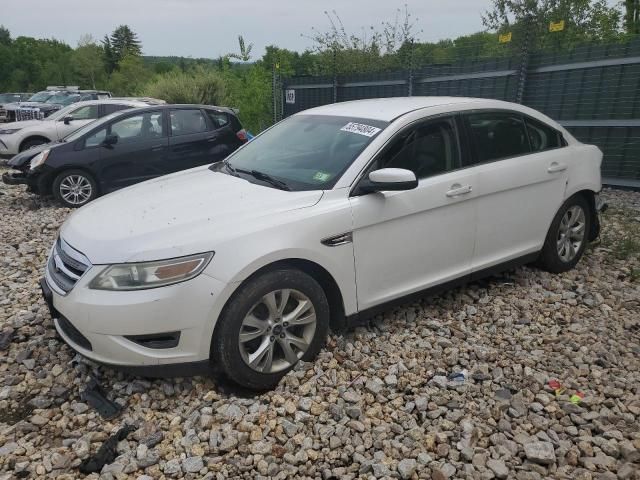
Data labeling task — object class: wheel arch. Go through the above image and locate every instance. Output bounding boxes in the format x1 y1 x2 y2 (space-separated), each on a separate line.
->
19 135 51 152
571 189 599 241
216 258 348 336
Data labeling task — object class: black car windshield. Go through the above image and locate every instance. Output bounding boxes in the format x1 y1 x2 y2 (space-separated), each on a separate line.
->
222 114 388 191
28 92 52 102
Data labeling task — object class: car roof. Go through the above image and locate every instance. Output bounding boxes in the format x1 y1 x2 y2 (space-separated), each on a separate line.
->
64 99 151 108
299 97 521 122
121 104 238 115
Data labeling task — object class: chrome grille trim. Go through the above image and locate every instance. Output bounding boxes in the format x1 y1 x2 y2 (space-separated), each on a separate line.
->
46 238 92 295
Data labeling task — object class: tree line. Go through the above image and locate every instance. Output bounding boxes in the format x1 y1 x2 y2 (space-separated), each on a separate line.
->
0 0 638 132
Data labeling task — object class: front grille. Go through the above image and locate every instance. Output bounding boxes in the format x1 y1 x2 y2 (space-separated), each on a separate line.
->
47 238 91 294
16 108 44 121
57 316 92 351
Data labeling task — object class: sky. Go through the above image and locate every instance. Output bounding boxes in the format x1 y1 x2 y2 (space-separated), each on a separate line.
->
1 0 498 58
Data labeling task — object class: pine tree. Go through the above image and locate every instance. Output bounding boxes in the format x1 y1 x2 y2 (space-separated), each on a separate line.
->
102 34 117 73
110 25 142 61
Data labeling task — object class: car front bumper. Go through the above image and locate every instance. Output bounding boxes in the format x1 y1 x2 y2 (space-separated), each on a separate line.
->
42 256 232 375
0 136 19 156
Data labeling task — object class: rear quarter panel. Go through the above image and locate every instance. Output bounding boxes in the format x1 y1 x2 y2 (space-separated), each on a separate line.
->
565 143 603 199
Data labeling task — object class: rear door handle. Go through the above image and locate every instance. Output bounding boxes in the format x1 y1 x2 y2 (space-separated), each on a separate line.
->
547 162 567 173
151 145 164 152
206 135 219 143
446 184 473 197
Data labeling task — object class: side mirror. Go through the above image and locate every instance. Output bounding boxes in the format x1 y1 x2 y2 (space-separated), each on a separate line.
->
357 168 418 194
63 115 73 125
102 133 118 147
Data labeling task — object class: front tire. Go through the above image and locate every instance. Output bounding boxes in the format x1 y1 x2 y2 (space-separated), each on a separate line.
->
537 194 591 273
52 170 98 208
212 269 330 390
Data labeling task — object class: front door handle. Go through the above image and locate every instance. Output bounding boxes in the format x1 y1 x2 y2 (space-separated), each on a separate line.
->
547 162 567 173
446 184 473 197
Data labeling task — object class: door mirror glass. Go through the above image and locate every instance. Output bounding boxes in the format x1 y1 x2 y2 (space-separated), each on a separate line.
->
102 133 119 147
358 168 418 193
63 115 73 125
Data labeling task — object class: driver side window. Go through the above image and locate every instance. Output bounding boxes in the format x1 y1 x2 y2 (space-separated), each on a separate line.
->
69 105 99 121
375 117 461 179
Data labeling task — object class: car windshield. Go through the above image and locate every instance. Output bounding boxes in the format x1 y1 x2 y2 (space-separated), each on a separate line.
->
46 93 77 105
222 114 388 191
0 94 20 103
28 92 53 102
63 110 126 142
47 103 81 121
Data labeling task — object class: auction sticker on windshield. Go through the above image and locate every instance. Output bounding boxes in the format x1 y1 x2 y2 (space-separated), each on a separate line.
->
340 122 381 137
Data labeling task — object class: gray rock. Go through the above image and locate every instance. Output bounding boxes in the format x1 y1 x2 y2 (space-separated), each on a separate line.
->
397 458 417 479
182 456 204 473
164 458 182 476
487 459 509 479
524 441 556 465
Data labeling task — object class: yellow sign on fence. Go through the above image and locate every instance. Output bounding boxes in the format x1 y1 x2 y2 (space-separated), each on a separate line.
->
499 32 512 43
549 20 565 32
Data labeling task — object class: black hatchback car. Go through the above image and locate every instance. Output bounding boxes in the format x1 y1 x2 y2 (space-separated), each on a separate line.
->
3 104 248 207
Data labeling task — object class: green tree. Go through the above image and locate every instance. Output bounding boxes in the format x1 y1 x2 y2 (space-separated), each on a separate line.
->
71 34 105 88
483 0 623 49
102 35 117 73
228 35 253 62
625 0 640 34
142 66 226 104
107 54 151 95
107 25 142 66
0 25 10 46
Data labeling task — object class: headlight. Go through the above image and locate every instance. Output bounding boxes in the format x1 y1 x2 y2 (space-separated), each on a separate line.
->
88 252 214 291
30 149 50 170
0 128 21 135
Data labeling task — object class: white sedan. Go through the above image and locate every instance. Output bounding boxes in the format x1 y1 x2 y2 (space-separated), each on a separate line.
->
42 97 604 390
0 99 151 155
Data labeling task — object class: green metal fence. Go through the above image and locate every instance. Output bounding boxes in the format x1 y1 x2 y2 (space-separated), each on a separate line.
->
282 38 640 187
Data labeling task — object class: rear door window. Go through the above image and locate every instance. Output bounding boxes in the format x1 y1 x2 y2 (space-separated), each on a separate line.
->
525 116 563 152
170 109 208 136
206 110 230 129
465 111 531 164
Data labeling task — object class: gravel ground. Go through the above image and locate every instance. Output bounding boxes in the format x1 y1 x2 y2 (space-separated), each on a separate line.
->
1 166 639 480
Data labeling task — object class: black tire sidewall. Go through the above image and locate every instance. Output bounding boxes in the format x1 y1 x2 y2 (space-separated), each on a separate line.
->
212 269 330 390
52 170 98 208
539 195 591 273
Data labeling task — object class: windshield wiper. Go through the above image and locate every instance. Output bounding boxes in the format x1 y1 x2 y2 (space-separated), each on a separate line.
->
224 162 290 191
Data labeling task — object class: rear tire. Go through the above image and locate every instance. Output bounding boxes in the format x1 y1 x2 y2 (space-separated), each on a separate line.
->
212 269 330 391
537 194 591 273
52 170 98 208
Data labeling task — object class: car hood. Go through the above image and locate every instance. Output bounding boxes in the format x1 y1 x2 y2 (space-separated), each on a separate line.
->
4 119 43 129
8 142 60 167
61 167 324 264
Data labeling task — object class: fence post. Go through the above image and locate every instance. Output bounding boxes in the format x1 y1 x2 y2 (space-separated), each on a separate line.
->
332 49 338 103
272 63 278 124
407 39 414 97
515 15 533 104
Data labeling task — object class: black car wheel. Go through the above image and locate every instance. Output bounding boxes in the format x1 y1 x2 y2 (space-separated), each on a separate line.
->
52 170 98 208
211 268 330 391
537 194 591 273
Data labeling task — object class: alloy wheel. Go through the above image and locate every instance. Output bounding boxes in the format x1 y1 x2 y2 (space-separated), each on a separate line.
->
556 205 586 262
59 175 93 206
238 289 317 373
